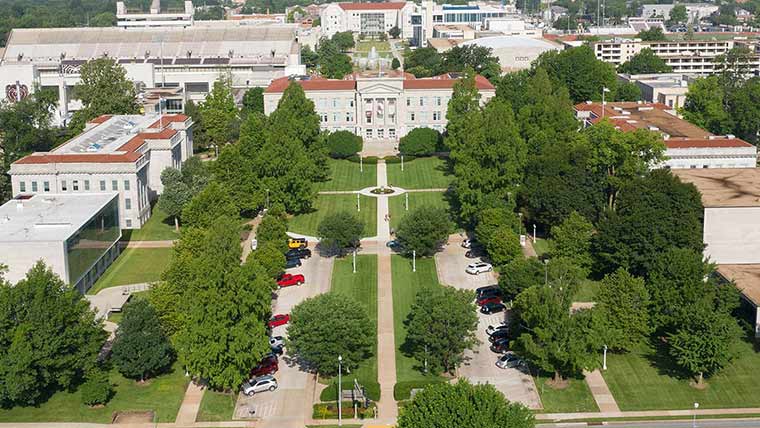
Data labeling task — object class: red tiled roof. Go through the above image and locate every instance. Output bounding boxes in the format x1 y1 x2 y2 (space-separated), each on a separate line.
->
339 2 406 10
574 102 670 119
265 73 495 93
265 76 356 92
89 115 113 124
666 137 754 149
148 114 189 128
404 74 495 90
118 129 178 153
14 153 143 165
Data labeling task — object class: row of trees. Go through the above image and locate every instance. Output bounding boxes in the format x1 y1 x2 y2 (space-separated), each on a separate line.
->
301 33 354 79
403 45 502 83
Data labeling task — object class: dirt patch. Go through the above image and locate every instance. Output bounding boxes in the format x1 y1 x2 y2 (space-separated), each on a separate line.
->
545 377 570 390
690 380 709 390
112 411 154 424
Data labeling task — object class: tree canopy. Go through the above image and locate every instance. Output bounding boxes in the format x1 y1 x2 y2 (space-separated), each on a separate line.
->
396 206 453 257
618 49 672 74
112 298 174 381
533 46 617 103
317 210 364 254
70 58 139 131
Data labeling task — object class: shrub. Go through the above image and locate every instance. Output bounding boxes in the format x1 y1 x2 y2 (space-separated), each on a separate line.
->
80 369 113 406
319 380 381 401
347 155 379 164
393 380 446 400
327 130 363 158
399 128 440 156
391 57 401 69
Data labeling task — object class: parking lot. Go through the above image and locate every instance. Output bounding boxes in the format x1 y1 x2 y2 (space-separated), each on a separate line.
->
234 247 334 426
435 242 543 410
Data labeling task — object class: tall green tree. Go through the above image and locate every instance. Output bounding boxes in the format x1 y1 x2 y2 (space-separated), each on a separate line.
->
0 262 106 406
595 269 651 351
550 211 594 273
398 380 535 428
331 31 355 51
681 75 732 135
287 293 374 375
533 45 617 103
70 58 139 131
256 209 289 252
317 210 364 255
267 81 321 148
316 37 353 79
199 79 239 147
396 206 453 257
668 4 688 25
241 86 265 116
404 47 443 77
111 299 174 381
498 258 545 299
158 158 210 230
181 181 239 229
443 45 502 83
405 286 479 374
637 27 667 41
618 48 672 74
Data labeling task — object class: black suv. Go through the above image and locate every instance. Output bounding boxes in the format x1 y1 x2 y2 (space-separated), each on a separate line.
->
286 248 312 260
285 257 302 269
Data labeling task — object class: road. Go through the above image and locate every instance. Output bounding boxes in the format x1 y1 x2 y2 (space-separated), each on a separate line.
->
538 420 760 428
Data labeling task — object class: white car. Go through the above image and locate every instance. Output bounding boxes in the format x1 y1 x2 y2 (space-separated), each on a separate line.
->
269 336 284 348
466 262 492 275
486 323 509 336
496 353 527 370
461 239 473 249
242 375 278 396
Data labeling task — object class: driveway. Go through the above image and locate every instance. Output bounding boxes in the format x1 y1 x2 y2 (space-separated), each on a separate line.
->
234 248 334 427
435 242 542 410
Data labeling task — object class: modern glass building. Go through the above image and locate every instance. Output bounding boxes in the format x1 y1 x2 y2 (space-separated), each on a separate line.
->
0 193 121 293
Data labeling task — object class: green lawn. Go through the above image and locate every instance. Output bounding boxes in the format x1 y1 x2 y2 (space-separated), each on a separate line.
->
315 158 377 192
355 40 391 52
0 363 188 423
603 340 760 410
196 390 236 422
122 206 180 242
388 191 454 231
574 280 601 302
532 238 551 258
321 255 380 401
289 194 377 238
534 374 599 413
89 248 173 295
391 255 445 384
386 157 453 190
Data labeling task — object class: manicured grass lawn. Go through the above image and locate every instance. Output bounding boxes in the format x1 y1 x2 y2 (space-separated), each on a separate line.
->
574 280 601 302
603 339 760 410
196 390 236 422
122 206 180 242
355 40 391 52
0 363 188 423
89 248 173 295
315 158 377 192
386 157 453 190
388 191 454 231
391 255 445 384
321 255 379 400
534 374 599 413
289 194 377 238
532 238 551 258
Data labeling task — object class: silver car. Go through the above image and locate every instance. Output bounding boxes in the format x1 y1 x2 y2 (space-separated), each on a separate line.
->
242 375 278 396
496 353 527 370
466 262 492 275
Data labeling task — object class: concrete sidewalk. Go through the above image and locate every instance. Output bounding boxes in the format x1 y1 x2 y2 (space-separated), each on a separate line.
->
120 240 175 248
175 381 205 425
584 369 620 413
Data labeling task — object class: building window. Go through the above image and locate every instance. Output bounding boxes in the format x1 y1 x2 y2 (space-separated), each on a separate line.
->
321 114 328 123
112 180 118 190
406 98 412 107
419 97 425 107
409 112 416 121
378 129 385 139
73 180 79 191
433 111 441 121
31 182 38 192
44 181 50 192
346 112 354 122
389 128 396 139
125 198 132 210
61 180 67 191
348 99 355 108
84 180 90 191
126 219 132 228
124 180 130 191
332 98 338 108
99 181 105 191
333 113 339 122
435 96 442 106
365 129 373 139
19 181 26 192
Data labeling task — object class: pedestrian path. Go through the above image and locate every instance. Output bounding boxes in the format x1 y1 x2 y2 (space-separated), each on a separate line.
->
120 240 175 248
584 369 620 413
374 160 398 423
175 381 205 425
85 283 151 319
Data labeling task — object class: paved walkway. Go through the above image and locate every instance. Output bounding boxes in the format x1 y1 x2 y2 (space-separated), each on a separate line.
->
175 382 205 425
374 160 398 424
120 240 175 248
584 369 620 413
85 283 151 319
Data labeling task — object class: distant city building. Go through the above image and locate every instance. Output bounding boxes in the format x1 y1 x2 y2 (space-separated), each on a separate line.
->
461 36 559 71
590 38 760 75
264 71 495 141
9 114 193 230
0 192 120 293
640 3 719 23
116 0 194 29
484 16 542 37
575 102 757 169
228 11 287 23
320 2 416 39
617 73 692 109
0 25 305 124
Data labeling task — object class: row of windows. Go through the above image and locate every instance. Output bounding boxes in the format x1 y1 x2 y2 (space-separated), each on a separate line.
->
365 128 397 139
18 179 132 198
407 111 443 122
317 98 356 109
321 112 356 123
407 96 445 107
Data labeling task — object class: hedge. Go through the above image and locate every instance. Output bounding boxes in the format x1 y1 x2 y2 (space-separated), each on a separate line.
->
393 379 446 400
346 155 379 164
320 380 381 401
312 402 377 419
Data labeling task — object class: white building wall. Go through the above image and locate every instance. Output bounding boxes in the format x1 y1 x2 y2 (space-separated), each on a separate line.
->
0 240 66 285
704 207 760 264
664 146 758 169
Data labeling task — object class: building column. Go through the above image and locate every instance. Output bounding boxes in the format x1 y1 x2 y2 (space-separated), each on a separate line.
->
58 82 69 122
755 305 760 338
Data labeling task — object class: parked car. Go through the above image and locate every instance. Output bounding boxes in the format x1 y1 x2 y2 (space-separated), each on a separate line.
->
486 323 510 336
386 239 401 249
476 285 499 297
488 329 511 343
496 353 527 370
250 354 278 377
476 295 502 306
461 238 473 249
242 375 278 396
288 238 308 249
277 273 305 288
466 262 493 275
250 239 258 251
269 336 284 348
268 314 290 328
490 338 510 353
465 249 479 259
480 302 506 315
285 257 302 269
286 248 312 259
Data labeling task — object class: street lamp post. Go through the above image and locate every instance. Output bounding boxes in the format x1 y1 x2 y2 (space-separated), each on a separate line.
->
357 193 360 212
693 402 699 428
360 156 363 172
518 212 523 236
603 344 608 370
405 192 409 211
352 249 357 274
412 250 416 272
338 355 343 426
401 155 404 171
533 224 537 243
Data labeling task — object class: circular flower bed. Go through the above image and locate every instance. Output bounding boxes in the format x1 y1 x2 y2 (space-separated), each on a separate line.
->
370 186 395 195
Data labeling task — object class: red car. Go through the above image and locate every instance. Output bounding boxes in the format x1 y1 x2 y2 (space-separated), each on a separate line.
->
250 354 278 377
277 273 305 288
268 314 290 328
476 295 502 306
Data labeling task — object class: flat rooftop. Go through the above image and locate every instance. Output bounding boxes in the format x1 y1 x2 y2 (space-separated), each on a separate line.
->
575 102 711 139
55 115 158 155
673 168 760 208
0 193 118 243
717 264 760 306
